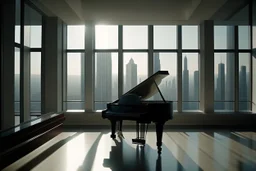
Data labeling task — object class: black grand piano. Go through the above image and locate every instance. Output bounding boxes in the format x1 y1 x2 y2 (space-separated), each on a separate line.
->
102 71 173 154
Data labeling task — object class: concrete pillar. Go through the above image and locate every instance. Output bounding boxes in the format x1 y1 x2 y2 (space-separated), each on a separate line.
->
85 22 94 111
0 0 15 129
199 20 214 113
42 17 63 113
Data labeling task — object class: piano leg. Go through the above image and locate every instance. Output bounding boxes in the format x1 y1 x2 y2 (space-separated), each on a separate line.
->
110 120 116 139
155 122 164 154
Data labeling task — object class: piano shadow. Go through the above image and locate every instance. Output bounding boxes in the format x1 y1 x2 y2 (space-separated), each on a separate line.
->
103 138 188 171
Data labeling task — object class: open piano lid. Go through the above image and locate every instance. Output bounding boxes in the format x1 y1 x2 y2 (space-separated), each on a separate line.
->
114 70 169 103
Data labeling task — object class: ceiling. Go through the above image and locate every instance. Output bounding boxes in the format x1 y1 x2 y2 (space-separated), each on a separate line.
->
34 0 249 25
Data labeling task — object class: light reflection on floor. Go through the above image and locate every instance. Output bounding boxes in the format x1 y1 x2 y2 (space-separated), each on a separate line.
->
2 131 256 171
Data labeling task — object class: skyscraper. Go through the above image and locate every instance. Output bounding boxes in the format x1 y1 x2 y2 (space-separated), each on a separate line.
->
182 56 189 110
239 66 248 110
193 70 199 109
216 63 225 109
95 53 112 107
125 58 137 92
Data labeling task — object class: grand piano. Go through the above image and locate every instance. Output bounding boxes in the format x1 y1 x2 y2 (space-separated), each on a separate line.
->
102 71 173 154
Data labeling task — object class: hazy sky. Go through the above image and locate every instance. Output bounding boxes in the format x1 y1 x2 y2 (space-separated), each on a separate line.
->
15 25 252 76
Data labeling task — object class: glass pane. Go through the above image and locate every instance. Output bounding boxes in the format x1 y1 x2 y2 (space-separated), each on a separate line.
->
214 53 235 111
95 52 118 110
153 53 177 101
239 53 251 111
67 53 85 109
182 102 199 111
214 26 234 49
15 48 20 114
182 53 199 110
64 102 84 110
24 4 42 48
182 26 198 49
67 25 85 49
154 26 177 49
238 26 250 49
123 26 148 49
15 0 20 43
214 102 234 112
254 26 256 48
30 52 41 114
95 25 118 49
239 102 251 111
123 53 148 93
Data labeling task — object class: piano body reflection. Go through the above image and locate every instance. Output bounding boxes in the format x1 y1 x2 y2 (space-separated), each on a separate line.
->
102 71 173 154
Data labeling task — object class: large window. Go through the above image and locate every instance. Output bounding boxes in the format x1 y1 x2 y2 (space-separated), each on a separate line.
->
182 53 199 110
64 25 85 111
65 25 201 112
181 26 199 111
65 53 85 110
153 52 177 110
214 53 235 111
214 25 251 112
30 52 41 114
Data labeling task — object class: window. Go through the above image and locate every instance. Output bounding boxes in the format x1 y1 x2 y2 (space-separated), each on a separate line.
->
214 53 235 111
182 53 199 110
14 48 20 120
214 26 234 49
15 0 20 44
182 26 199 49
67 25 85 49
65 53 85 110
95 25 118 49
24 4 42 48
123 26 148 49
154 26 177 49
123 53 148 93
30 52 41 114
239 53 251 111
238 26 250 49
153 52 177 110
94 53 118 110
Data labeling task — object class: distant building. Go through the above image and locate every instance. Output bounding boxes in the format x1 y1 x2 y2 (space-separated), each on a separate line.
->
95 53 112 104
125 58 137 92
192 70 199 109
182 56 189 110
216 63 225 109
239 66 248 110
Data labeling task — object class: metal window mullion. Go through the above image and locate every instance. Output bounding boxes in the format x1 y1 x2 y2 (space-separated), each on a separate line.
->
118 25 123 98
234 26 239 112
177 25 182 112
249 1 253 111
148 25 153 76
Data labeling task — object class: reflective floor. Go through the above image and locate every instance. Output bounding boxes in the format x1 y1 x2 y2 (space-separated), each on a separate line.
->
3 131 256 171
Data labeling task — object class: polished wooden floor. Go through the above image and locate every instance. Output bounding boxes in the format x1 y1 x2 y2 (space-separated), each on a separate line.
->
3 130 256 171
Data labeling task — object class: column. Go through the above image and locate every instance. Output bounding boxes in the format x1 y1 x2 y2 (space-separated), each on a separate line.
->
199 20 214 113
0 0 15 129
42 17 63 113
85 22 94 111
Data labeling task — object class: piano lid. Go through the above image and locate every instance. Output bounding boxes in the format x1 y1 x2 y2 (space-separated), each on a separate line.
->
114 70 169 103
